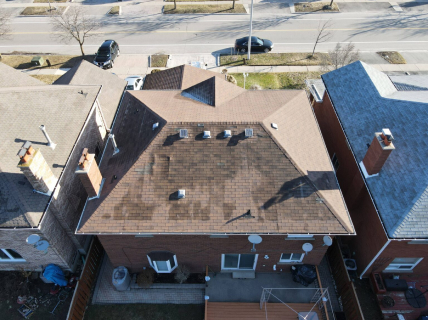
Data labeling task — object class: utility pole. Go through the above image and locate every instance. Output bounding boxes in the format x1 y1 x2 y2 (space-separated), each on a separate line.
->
247 0 254 60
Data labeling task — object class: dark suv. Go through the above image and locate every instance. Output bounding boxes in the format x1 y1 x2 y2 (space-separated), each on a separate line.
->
93 40 120 69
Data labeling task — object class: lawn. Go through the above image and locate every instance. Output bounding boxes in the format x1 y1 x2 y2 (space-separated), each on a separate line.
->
220 53 328 66
377 51 406 64
150 54 169 67
20 6 66 15
231 72 323 90
0 55 95 69
294 2 340 12
84 304 205 320
31 74 62 84
163 4 246 14
33 0 67 3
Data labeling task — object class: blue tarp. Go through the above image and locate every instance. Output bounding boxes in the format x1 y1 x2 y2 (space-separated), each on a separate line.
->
43 264 67 286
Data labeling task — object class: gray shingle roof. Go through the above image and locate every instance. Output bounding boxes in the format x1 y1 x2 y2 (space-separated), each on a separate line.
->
0 85 101 227
0 62 46 87
322 61 428 238
54 60 126 127
390 75 428 91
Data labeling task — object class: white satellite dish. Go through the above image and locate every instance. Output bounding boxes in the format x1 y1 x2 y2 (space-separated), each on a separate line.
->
35 240 50 251
26 234 41 245
323 236 333 246
302 243 313 254
248 235 262 252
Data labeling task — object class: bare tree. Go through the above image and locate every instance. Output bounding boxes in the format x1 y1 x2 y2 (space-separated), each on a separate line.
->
50 7 100 56
311 19 333 58
0 8 11 39
320 42 359 72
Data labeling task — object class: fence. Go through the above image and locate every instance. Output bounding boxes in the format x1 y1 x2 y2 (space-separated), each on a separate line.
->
327 239 365 320
66 236 104 320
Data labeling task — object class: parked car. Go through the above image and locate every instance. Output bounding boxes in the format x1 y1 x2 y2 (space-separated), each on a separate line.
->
234 36 274 53
125 76 144 90
93 40 120 69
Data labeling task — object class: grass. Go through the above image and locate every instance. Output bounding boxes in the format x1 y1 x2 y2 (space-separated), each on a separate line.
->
0 54 95 69
109 6 120 14
33 0 67 3
295 2 340 12
163 4 246 14
377 51 407 64
30 74 62 84
20 6 66 15
150 54 169 67
220 52 328 66
231 72 324 90
83 304 205 320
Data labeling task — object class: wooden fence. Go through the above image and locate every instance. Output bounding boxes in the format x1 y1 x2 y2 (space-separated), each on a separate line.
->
66 236 104 320
327 239 365 320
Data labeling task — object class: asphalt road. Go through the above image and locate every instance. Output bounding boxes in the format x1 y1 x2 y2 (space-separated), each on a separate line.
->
2 9 428 55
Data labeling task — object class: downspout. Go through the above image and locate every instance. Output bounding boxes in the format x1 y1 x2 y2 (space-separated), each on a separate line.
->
359 239 391 279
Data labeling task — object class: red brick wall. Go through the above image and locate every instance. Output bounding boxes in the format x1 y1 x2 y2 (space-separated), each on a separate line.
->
311 93 388 277
99 235 330 273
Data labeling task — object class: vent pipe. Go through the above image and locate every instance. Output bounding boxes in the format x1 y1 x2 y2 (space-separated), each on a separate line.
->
39 125 56 150
109 134 120 155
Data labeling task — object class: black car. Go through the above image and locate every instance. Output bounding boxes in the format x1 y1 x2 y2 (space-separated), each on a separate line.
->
93 40 120 69
234 36 274 53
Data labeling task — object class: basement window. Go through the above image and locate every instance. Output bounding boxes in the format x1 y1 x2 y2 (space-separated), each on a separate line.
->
147 251 177 273
0 249 25 262
331 153 339 172
385 257 423 271
279 253 304 263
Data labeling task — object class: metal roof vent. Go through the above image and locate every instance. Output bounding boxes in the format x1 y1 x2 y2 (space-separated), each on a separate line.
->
224 130 232 138
179 129 188 139
382 128 394 143
203 131 211 139
271 123 278 130
178 189 185 199
245 128 253 138
153 122 159 130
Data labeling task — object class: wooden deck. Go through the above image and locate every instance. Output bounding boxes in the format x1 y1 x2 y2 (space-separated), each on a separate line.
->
206 302 323 320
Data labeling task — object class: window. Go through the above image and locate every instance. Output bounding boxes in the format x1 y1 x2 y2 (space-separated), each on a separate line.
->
221 254 258 270
0 249 25 262
147 252 177 273
286 234 314 240
279 253 304 263
385 258 422 271
331 153 339 172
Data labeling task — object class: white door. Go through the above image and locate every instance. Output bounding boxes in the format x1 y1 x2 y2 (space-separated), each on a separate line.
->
221 254 258 270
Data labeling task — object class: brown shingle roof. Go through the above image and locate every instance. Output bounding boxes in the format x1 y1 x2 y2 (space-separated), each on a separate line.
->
77 66 354 235
0 62 46 87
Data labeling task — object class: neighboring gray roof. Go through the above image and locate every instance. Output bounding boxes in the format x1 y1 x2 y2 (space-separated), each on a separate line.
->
390 75 428 91
54 60 126 127
305 79 325 102
0 62 46 87
0 85 101 227
322 61 428 238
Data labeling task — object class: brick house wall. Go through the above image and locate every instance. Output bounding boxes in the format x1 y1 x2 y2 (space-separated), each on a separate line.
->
99 234 333 274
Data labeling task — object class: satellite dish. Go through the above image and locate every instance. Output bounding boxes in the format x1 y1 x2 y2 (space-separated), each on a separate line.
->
248 235 262 244
35 240 49 251
26 234 41 245
323 236 333 246
302 243 313 254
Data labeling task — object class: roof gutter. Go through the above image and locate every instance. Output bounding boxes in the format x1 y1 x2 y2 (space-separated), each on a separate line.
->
75 231 355 236
360 239 391 279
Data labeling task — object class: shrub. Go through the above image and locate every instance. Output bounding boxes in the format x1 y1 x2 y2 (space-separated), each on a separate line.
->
226 74 237 85
250 84 262 90
174 265 190 284
137 269 155 288
151 69 161 74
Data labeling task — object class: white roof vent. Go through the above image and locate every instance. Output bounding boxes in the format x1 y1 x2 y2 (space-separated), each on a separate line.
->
382 128 394 141
179 129 188 139
178 189 185 199
153 122 159 130
271 123 278 130
203 131 211 139
245 128 253 138
224 130 232 138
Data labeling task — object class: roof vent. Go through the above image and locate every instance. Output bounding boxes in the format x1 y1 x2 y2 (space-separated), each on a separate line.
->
39 125 57 150
245 128 253 138
271 123 278 130
203 131 211 139
153 122 159 130
224 130 232 138
178 189 185 199
179 129 188 139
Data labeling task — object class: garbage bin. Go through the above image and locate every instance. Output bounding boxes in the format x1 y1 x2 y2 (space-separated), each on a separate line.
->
31 56 45 66
112 266 131 291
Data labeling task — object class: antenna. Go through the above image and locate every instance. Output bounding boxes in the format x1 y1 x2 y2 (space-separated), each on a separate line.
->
302 243 313 255
26 234 41 245
248 235 262 252
323 236 333 246
26 234 50 255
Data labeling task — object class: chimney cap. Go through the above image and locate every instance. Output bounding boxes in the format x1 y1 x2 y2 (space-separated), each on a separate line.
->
179 129 188 139
245 128 253 138
203 131 211 139
224 130 232 138
382 128 394 141
178 189 185 199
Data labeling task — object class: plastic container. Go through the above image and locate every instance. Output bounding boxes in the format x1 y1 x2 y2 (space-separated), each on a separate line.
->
112 266 131 291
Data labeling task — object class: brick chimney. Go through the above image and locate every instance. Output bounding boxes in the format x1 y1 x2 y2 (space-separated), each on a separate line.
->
361 129 395 176
17 141 58 195
75 148 103 198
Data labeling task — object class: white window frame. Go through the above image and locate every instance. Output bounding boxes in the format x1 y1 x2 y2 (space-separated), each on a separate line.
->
0 249 26 263
147 255 178 273
279 253 305 263
221 254 258 271
385 258 423 271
